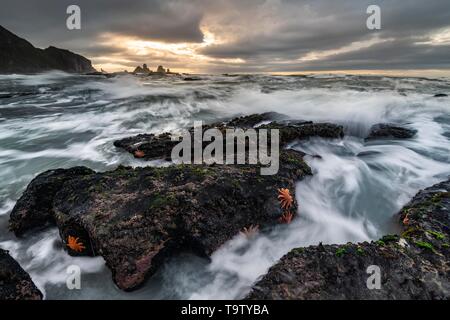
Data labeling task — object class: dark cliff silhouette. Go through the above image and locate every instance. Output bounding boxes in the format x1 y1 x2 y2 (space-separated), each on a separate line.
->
0 25 96 74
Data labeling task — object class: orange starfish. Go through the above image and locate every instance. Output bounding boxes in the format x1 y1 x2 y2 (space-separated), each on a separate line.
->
67 236 86 252
279 211 294 224
402 214 410 226
134 150 145 158
240 225 260 238
278 188 293 209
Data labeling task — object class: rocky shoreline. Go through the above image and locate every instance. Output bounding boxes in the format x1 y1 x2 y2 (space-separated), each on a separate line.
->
246 179 450 299
113 112 344 161
10 149 310 291
4 112 447 299
8 113 344 292
0 249 42 300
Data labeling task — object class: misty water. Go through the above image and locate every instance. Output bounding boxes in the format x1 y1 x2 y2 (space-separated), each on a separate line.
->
0 72 449 299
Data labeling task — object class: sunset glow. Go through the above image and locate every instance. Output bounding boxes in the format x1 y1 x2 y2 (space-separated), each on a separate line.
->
93 28 245 73
5 0 447 75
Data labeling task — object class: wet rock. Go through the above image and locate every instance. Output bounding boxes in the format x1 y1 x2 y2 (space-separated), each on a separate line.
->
433 94 448 98
259 121 344 145
183 77 202 81
114 132 177 161
226 112 286 128
113 113 284 161
357 150 382 157
113 113 344 161
365 123 417 141
0 249 42 300
9 150 311 291
246 179 450 300
9 167 95 236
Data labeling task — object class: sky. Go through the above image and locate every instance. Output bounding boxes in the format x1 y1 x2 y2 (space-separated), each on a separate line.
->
1 0 450 75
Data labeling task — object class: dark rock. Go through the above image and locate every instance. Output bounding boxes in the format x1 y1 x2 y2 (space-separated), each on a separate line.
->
142 64 151 73
9 167 95 236
183 77 202 81
9 150 311 291
433 94 448 98
0 25 95 74
113 113 283 161
133 66 144 73
85 71 108 77
133 64 151 74
113 113 344 161
365 123 417 141
227 112 286 128
156 66 166 74
0 249 43 300
114 132 177 161
246 179 450 300
357 150 382 157
42 46 95 74
259 121 344 145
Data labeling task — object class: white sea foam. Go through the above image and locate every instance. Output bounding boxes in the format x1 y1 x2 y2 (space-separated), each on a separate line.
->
0 229 106 298
18 71 73 86
0 199 15 216
0 74 449 299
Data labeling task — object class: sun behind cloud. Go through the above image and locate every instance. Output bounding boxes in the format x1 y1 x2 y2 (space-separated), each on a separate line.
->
92 27 244 73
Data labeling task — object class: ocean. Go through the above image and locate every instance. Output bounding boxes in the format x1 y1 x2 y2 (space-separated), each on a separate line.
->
0 71 449 299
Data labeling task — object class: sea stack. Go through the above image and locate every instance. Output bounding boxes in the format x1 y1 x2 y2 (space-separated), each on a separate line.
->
156 65 166 74
133 63 151 74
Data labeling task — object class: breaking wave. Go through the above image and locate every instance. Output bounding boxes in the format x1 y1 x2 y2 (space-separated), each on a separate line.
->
0 73 449 299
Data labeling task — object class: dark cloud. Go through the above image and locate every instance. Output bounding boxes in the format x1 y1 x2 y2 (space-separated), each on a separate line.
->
0 0 204 45
0 0 449 73
312 40 450 71
199 1 450 63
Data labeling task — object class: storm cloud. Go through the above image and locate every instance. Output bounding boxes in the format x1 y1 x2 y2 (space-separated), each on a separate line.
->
1 0 449 73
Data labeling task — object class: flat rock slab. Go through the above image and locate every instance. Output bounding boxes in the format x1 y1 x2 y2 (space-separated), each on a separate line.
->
246 179 450 300
0 249 42 300
113 113 344 161
10 149 311 291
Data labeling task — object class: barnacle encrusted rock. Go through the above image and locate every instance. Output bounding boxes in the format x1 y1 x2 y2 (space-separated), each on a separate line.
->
9 113 345 291
0 249 42 300
113 113 344 161
246 179 450 300
10 149 310 291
